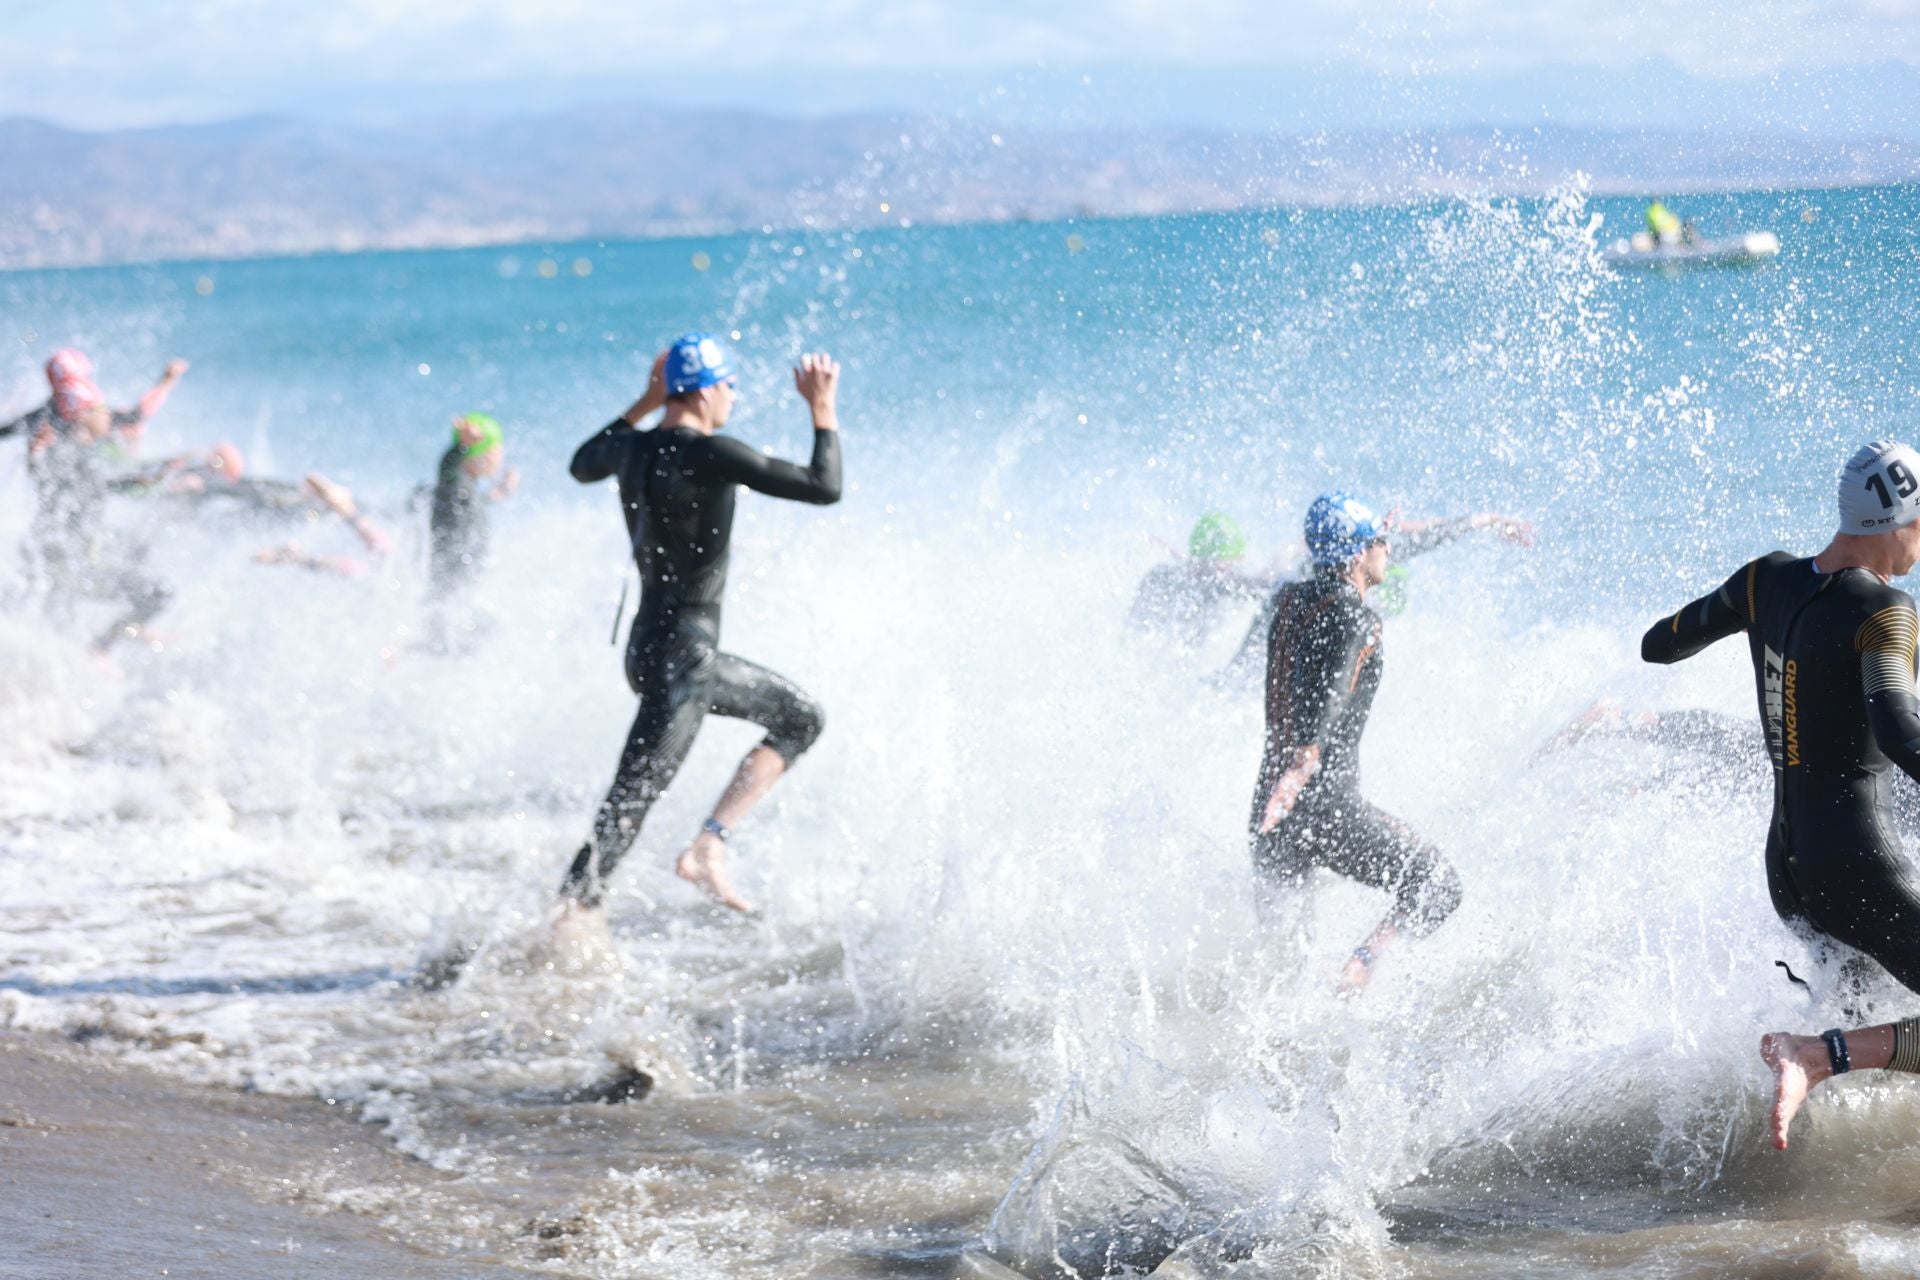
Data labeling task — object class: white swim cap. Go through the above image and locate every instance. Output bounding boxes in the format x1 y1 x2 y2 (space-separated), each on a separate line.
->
1839 440 1920 533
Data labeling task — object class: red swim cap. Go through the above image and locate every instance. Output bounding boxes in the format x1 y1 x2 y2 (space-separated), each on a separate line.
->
46 348 94 388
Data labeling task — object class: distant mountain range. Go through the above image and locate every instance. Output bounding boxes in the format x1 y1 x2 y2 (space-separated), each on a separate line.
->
3 104 1916 269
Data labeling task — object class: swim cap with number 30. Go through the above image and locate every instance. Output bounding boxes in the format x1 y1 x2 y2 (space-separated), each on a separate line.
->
1840 440 1920 533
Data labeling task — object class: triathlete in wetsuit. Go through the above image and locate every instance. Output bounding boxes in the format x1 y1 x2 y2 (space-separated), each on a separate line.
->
1221 562 1411 686
4 351 187 639
1251 492 1533 993
559 333 842 914
1644 439 1920 1150
1 350 186 455
426 413 518 652
1128 513 1276 647
26 404 171 651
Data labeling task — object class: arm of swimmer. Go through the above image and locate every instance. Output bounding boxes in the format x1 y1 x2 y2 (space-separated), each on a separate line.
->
1391 515 1475 557
1233 569 1282 600
1860 604 1920 780
703 430 841 505
1643 562 1751 664
135 360 187 421
1395 512 1535 558
569 420 637 484
1259 745 1321 833
107 454 192 493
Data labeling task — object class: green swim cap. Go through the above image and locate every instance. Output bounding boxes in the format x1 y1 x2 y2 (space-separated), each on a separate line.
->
1188 512 1247 561
456 413 503 458
1374 563 1413 618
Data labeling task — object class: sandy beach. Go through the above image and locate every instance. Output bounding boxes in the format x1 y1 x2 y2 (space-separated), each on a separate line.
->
0 1030 544 1279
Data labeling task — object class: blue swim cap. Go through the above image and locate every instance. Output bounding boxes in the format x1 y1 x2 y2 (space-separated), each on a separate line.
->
1304 491 1386 566
664 332 737 396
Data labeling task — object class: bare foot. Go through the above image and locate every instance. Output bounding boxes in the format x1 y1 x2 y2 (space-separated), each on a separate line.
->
1335 955 1373 997
538 899 623 976
674 831 754 914
1760 1032 1832 1150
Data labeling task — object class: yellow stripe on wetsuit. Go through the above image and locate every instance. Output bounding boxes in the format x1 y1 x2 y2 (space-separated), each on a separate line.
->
1857 605 1920 697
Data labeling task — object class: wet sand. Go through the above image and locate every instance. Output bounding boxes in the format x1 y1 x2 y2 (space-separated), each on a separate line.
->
0 1030 544 1279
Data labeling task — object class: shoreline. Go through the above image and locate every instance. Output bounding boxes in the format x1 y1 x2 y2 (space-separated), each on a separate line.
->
0 176 1905 278
0 1029 545 1279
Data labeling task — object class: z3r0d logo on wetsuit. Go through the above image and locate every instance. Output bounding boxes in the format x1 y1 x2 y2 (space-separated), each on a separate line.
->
1762 645 1802 768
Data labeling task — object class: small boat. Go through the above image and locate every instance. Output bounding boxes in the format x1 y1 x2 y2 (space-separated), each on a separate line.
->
1602 230 1781 270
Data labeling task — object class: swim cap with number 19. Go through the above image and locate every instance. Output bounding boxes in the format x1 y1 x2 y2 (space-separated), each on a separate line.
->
1840 440 1920 532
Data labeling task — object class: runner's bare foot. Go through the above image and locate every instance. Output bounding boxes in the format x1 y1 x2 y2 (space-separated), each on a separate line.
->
1334 954 1373 997
674 831 754 913
540 899 622 975
1761 1031 1831 1150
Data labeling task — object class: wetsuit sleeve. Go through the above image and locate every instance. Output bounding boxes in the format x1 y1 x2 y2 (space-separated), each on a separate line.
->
1858 602 1920 778
106 466 164 493
1230 571 1276 601
1 404 51 442
1393 516 1475 558
698 430 841 504
1272 596 1373 754
1642 561 1751 664
570 420 639 483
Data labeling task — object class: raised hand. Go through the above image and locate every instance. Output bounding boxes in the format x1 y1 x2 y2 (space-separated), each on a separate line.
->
792 353 841 429
1476 513 1536 548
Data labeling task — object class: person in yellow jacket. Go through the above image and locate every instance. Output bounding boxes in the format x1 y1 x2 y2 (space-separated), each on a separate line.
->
1645 200 1684 246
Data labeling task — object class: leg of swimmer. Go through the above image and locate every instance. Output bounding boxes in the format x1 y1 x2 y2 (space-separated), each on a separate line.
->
1249 827 1313 940
91 569 170 653
713 744 789 829
559 692 702 907
1337 916 1403 995
673 654 824 914
675 745 786 914
1328 804 1461 995
1760 1023 1898 1150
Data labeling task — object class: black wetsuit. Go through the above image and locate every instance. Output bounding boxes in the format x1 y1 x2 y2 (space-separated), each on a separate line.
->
1128 561 1270 645
22 418 170 648
428 446 487 599
1644 552 1920 991
111 461 308 514
1248 522 1474 935
559 418 842 905
0 401 60 444
172 475 314 514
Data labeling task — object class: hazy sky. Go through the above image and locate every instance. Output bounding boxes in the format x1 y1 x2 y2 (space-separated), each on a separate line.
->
4 0 1918 131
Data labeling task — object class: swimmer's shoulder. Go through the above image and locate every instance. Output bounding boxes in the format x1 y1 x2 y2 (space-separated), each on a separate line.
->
1837 571 1918 620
